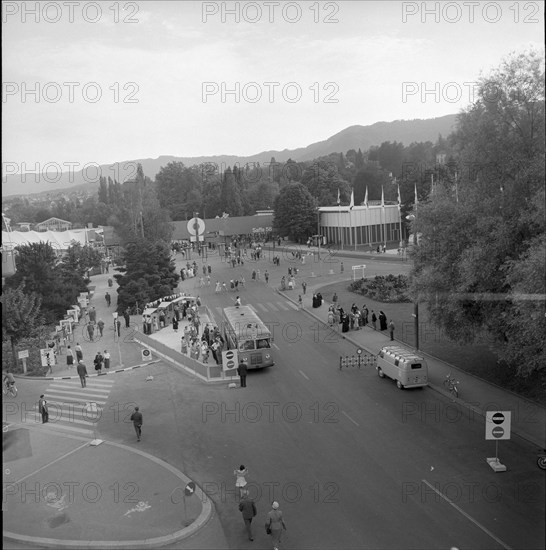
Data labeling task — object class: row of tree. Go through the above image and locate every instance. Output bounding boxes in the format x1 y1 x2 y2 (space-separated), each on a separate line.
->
2 242 102 368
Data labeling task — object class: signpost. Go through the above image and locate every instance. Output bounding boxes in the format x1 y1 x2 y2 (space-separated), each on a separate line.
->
141 348 152 362
485 411 511 472
18 349 29 374
352 265 366 281
187 216 205 243
182 482 196 526
222 349 238 375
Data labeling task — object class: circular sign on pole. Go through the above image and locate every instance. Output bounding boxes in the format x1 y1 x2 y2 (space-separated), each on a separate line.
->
187 217 205 236
356 348 362 355
492 426 505 438
141 348 152 362
184 482 196 497
222 349 238 371
492 412 504 424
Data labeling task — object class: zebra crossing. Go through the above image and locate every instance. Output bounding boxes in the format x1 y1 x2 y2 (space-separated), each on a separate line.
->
214 299 298 318
26 377 116 435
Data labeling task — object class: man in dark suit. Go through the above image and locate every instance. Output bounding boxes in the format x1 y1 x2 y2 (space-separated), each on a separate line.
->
237 359 248 388
77 360 88 388
238 490 257 541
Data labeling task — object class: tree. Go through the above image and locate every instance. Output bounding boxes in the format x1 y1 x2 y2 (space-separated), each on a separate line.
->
273 183 317 242
115 239 179 312
63 243 102 277
1 284 45 369
220 167 243 216
6 242 88 324
301 161 350 205
411 49 545 379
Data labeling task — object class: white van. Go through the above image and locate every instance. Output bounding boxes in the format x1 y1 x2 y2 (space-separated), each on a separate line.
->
376 345 428 389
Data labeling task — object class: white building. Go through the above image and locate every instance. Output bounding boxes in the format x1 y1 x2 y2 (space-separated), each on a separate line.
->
318 202 402 247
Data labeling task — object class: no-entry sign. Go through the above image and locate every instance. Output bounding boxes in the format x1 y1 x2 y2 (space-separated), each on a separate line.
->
222 349 238 372
485 411 511 440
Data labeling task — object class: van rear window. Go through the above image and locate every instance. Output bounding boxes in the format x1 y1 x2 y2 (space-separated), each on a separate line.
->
411 363 422 370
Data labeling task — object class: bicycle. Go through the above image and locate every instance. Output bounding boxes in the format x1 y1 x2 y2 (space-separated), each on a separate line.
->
3 382 18 397
443 372 459 398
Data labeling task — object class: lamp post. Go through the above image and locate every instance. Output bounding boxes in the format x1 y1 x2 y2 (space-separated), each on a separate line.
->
406 213 419 351
112 312 123 367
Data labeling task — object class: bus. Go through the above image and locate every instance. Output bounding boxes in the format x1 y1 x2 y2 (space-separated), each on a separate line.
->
223 305 274 369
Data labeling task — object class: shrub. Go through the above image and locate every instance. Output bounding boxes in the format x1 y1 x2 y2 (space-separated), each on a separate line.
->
349 274 411 303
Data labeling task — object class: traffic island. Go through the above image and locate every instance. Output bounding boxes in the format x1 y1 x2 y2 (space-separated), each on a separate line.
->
3 427 212 549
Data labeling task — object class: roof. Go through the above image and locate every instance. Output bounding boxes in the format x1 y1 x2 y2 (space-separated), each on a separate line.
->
223 305 271 337
35 217 72 226
1 229 93 250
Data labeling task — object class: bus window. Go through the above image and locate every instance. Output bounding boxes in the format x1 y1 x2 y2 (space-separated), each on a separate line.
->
256 338 270 349
239 340 255 351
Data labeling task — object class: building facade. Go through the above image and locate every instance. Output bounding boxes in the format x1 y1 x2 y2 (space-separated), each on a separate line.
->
318 203 402 247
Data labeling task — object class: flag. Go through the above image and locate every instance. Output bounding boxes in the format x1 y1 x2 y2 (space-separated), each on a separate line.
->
364 186 368 208
381 186 385 207
397 185 401 211
414 183 419 207
349 189 354 210
336 188 341 206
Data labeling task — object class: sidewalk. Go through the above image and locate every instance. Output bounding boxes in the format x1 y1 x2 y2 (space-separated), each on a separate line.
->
5 271 229 549
281 283 546 449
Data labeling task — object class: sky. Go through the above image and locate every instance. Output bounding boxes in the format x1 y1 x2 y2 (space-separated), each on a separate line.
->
2 0 544 173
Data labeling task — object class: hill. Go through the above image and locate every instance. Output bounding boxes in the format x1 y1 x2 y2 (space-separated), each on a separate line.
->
3 114 457 197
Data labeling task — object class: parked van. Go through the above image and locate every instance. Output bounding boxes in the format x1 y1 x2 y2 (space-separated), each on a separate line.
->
376 345 428 389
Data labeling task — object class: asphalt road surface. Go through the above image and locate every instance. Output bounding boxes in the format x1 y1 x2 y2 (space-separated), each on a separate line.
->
5 252 544 549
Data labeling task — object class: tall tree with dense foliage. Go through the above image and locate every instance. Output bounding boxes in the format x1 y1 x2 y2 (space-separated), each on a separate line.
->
410 49 545 379
1 284 45 369
273 183 317 242
115 239 180 312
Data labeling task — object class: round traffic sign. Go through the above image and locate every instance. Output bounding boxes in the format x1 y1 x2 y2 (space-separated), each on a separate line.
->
184 482 196 496
492 412 505 424
187 217 205 236
492 426 505 438
356 348 362 355
141 348 152 361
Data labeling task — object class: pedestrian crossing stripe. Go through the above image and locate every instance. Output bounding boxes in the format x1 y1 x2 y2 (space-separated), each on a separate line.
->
256 303 268 312
215 301 296 317
266 302 279 311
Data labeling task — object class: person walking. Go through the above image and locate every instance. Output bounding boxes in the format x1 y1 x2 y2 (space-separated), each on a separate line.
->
124 308 131 328
38 395 49 423
75 343 83 362
105 292 111 307
371 311 377 330
88 306 96 323
97 318 105 337
103 350 111 369
388 320 395 341
77 360 88 388
234 465 248 498
265 270 269 284
340 261 344 273
298 294 303 310
379 311 388 331
66 345 75 369
172 317 179 332
130 406 143 441
239 490 257 541
302 281 307 295
266 501 287 550
237 359 248 388
87 322 95 342
235 296 241 308
116 319 121 337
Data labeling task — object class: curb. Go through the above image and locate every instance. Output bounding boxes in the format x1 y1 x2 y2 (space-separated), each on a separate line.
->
12 360 161 381
278 288 545 449
2 429 213 549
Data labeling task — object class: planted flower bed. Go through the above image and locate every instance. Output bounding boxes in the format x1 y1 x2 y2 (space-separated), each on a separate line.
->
349 274 411 303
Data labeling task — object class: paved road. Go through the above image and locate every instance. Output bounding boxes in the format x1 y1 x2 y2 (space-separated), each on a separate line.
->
4 245 544 549
167 255 545 549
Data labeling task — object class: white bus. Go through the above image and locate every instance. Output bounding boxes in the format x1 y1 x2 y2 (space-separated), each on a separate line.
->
223 306 274 369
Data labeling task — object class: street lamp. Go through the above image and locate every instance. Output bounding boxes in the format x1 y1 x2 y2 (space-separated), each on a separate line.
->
406 213 419 351
112 312 123 367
